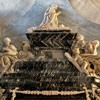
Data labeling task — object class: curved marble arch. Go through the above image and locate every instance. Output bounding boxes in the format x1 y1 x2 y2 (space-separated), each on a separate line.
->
0 0 36 24
69 0 100 25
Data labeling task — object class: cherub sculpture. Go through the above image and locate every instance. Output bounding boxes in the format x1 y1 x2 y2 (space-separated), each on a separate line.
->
0 37 18 67
74 34 99 56
65 48 89 75
2 37 18 56
18 41 35 61
65 47 98 77
81 40 99 56
0 37 18 75
67 33 100 77
75 34 85 49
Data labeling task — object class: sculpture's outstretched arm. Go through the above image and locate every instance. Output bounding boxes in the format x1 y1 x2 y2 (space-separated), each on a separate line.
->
81 53 97 57
65 52 83 73
56 11 61 16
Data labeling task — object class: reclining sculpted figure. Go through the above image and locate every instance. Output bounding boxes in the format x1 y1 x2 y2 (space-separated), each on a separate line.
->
65 48 96 76
72 34 100 76
81 40 100 56
73 34 99 56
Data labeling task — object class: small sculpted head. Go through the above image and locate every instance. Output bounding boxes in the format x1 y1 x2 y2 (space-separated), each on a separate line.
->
76 34 84 41
73 48 80 55
4 37 11 46
91 40 99 47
